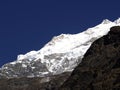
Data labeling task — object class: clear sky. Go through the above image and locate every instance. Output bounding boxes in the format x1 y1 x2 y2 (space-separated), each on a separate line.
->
0 0 120 67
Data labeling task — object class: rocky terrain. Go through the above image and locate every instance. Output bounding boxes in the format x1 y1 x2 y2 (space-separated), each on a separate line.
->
60 26 120 90
0 72 71 90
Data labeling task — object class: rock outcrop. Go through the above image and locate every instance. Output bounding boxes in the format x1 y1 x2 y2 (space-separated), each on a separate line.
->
60 26 120 90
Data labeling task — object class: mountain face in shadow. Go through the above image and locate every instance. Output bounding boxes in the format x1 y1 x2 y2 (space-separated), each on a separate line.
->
60 26 120 90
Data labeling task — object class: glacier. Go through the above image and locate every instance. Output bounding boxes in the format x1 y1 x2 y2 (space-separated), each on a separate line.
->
0 18 120 78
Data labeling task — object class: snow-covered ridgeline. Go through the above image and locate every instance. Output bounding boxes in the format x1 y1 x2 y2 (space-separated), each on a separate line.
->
0 18 120 78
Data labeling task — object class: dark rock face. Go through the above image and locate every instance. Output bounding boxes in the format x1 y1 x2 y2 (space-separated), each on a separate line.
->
0 72 70 90
60 26 120 90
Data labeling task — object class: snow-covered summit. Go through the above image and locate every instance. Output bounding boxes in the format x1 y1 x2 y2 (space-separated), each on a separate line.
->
0 18 120 78
114 17 120 24
101 19 112 24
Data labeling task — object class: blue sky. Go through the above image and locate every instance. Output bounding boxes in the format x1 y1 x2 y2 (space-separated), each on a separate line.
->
0 0 120 66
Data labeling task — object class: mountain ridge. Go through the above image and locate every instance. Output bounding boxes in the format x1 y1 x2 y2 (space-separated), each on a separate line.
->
0 26 120 90
0 18 120 78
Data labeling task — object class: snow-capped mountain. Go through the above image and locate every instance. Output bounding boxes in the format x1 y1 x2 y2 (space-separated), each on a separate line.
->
0 18 120 78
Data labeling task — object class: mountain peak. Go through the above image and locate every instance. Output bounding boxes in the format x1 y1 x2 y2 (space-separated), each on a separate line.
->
114 18 120 24
46 34 69 46
101 19 112 24
0 18 120 78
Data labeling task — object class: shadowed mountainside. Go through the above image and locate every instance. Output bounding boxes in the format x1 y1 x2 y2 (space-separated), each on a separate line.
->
60 26 120 90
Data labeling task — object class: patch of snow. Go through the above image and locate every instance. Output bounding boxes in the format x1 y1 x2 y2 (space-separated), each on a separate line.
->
22 64 27 68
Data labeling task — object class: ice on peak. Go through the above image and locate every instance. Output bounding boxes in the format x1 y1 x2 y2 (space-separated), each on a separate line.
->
17 50 37 60
17 54 25 60
46 34 70 46
52 34 70 41
101 18 120 24
53 34 67 41
114 18 120 24
101 19 112 24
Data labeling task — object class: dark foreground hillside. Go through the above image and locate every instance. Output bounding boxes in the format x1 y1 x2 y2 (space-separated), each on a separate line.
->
60 26 120 90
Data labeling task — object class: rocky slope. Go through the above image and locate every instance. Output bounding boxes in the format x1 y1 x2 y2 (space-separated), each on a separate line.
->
0 19 120 78
0 72 71 90
60 26 120 90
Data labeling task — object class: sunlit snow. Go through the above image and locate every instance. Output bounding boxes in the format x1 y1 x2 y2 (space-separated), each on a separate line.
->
1 18 120 78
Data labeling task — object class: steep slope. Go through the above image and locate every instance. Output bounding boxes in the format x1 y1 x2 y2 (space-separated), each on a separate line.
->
0 19 120 78
60 26 120 90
